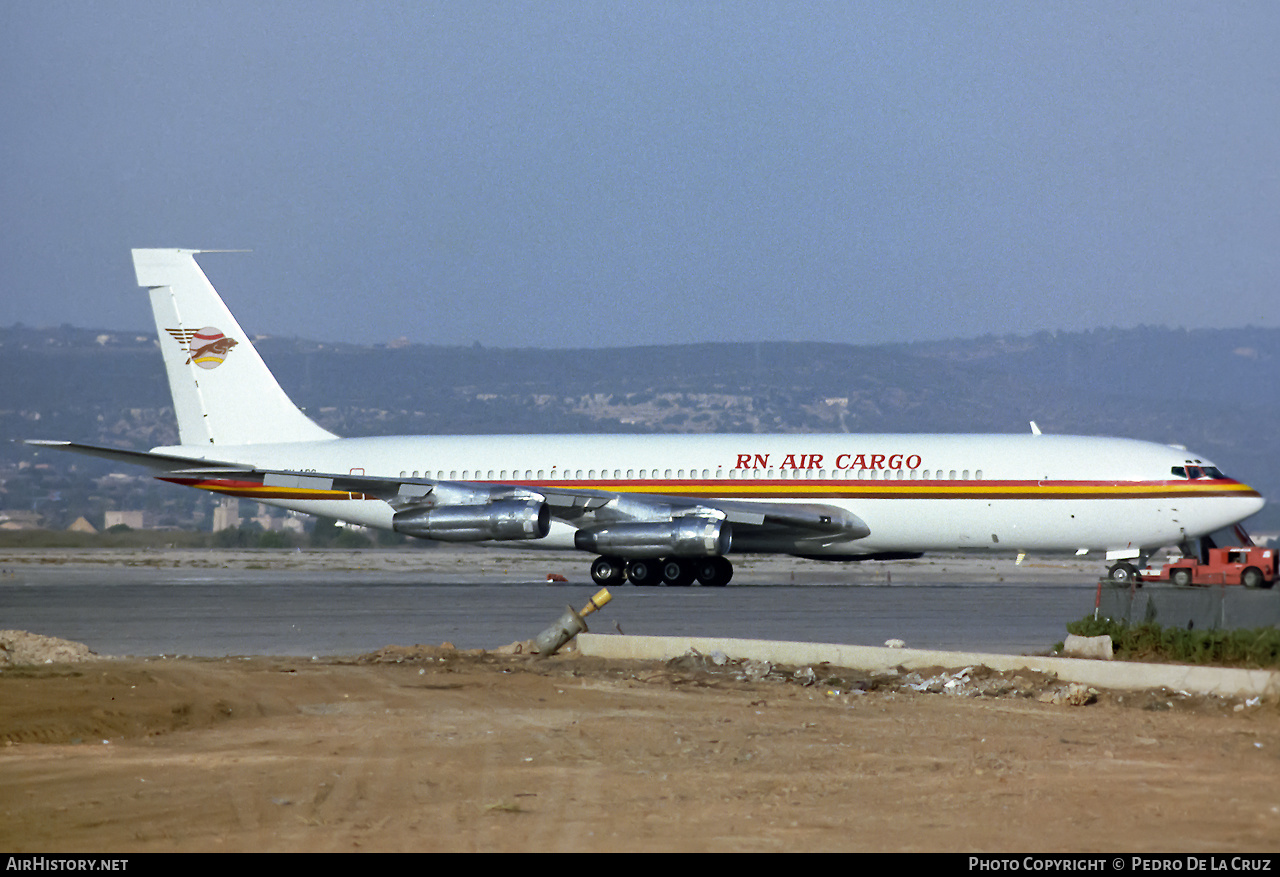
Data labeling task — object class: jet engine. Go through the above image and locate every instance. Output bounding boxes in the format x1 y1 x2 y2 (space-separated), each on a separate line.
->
573 518 731 558
393 500 550 542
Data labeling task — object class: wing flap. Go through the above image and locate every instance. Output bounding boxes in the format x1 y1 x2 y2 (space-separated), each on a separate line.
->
263 472 338 492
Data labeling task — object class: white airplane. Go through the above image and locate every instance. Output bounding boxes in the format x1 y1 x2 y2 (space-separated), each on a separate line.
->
29 249 1266 587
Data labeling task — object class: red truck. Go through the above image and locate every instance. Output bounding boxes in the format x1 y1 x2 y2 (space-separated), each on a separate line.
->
1141 545 1278 588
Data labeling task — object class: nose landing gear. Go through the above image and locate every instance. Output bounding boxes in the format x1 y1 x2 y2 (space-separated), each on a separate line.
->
1106 561 1141 584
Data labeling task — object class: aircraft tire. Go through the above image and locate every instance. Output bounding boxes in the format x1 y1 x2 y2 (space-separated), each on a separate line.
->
1107 562 1140 584
591 556 626 586
660 557 696 587
626 558 661 586
695 557 733 587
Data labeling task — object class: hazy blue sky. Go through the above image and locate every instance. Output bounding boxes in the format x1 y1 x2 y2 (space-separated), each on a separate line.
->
3 2 1277 348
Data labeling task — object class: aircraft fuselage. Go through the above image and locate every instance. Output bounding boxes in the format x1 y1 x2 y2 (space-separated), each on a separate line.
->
155 432 1262 558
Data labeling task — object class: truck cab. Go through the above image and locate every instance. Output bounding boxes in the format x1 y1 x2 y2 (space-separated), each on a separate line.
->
1143 544 1277 588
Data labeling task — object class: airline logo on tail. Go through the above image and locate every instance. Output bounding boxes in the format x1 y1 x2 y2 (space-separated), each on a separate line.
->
166 327 239 369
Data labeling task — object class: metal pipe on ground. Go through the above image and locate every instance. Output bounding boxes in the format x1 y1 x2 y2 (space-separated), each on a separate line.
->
534 588 612 656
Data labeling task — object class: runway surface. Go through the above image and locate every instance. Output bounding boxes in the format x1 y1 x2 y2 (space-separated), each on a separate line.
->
1 562 1106 657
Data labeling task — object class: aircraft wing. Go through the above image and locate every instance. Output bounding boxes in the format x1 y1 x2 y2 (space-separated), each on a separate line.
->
165 464 871 540
23 442 870 548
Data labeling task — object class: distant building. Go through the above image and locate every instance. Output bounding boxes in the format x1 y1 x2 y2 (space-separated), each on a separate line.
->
105 510 147 530
0 510 43 530
247 505 307 534
212 498 241 531
67 516 97 534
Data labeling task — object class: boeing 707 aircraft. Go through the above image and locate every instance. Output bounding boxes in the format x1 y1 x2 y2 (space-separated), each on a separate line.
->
29 249 1266 587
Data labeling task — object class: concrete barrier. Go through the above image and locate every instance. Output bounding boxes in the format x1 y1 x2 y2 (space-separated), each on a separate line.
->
576 633 1279 698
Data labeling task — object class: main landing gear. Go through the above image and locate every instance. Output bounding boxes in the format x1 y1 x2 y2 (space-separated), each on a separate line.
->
590 555 733 587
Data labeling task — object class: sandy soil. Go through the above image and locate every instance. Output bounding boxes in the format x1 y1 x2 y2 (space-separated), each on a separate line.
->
3 639 1279 853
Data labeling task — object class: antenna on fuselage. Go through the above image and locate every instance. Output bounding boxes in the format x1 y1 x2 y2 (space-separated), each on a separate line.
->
1029 421 1042 435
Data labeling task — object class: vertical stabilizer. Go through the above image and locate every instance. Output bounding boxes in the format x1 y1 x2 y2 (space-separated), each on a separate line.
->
133 249 337 446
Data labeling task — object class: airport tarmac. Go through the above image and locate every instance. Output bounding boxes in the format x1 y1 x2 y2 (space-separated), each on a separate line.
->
3 547 1279 853
1 546 1110 657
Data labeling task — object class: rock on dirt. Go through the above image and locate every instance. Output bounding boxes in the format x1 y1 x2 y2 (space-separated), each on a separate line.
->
0 630 102 665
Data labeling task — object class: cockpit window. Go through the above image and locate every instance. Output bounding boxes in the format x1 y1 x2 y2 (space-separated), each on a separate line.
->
1172 465 1226 479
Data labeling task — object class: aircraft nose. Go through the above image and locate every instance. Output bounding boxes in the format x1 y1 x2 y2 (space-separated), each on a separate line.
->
1232 483 1266 521
1242 491 1266 518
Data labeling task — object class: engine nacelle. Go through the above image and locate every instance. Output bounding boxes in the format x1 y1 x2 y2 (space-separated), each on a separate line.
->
573 518 731 558
393 500 550 542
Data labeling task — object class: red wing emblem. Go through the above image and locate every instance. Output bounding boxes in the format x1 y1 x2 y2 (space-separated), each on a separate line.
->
166 327 239 370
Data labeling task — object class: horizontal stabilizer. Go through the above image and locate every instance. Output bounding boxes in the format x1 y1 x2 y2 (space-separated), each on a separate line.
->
24 440 248 473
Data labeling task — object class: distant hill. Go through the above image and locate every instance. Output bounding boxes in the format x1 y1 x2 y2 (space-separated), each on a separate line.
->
3 324 1276 529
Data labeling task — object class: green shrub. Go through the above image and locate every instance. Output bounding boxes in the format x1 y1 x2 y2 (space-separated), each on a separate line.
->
1066 615 1280 668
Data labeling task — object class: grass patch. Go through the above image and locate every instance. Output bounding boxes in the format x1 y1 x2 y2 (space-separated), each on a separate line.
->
1066 615 1280 669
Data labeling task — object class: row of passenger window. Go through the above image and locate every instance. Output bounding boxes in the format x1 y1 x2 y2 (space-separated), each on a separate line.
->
397 468 985 482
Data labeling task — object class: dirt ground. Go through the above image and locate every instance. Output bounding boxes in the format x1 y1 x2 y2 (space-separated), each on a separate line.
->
2 637 1279 853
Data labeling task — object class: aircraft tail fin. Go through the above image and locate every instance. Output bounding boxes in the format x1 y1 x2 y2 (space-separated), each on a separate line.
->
133 249 338 446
